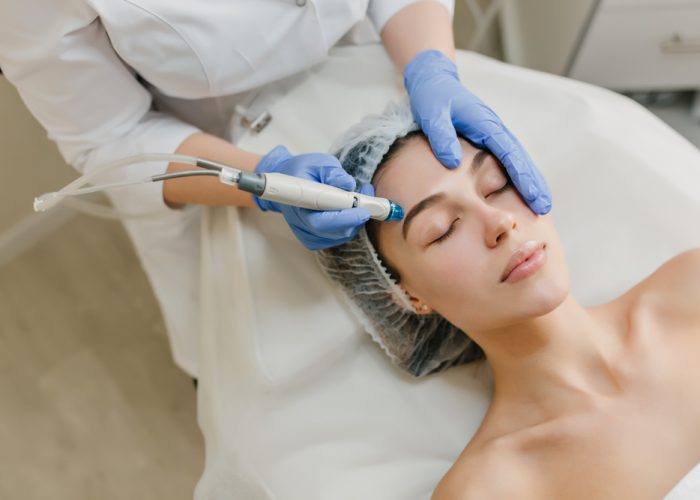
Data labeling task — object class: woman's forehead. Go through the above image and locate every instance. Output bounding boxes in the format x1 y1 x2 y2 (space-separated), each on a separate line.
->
374 137 483 198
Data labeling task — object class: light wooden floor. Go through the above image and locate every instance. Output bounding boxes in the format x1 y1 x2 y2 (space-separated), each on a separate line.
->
0 215 204 499
0 81 203 498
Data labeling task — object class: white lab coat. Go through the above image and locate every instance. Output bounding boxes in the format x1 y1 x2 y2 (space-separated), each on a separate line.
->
0 0 453 377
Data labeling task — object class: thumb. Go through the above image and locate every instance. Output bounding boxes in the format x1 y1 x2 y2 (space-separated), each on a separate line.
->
256 144 292 173
322 167 356 192
358 183 375 197
306 207 370 234
422 109 462 168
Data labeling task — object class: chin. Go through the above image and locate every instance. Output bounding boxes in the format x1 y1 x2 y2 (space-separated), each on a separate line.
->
530 280 569 313
483 279 568 331
513 235 570 304
520 265 570 315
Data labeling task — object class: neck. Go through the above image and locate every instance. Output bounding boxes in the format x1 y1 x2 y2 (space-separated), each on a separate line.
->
471 295 630 422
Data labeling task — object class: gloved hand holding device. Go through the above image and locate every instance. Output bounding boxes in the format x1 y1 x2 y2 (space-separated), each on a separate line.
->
404 49 552 215
253 145 373 251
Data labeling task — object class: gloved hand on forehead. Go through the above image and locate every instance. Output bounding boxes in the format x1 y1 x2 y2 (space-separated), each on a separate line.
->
253 145 373 251
403 49 552 215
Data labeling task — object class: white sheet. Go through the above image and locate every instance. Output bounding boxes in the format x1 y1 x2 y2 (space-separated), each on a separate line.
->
667 464 700 500
195 44 700 499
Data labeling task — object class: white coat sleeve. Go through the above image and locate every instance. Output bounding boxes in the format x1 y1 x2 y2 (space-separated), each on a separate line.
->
0 0 201 214
367 0 455 33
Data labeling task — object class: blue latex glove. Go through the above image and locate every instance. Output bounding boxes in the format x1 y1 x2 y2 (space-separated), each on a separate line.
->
254 145 372 251
404 49 552 215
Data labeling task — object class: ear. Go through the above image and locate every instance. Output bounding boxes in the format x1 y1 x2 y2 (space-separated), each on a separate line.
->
400 283 433 315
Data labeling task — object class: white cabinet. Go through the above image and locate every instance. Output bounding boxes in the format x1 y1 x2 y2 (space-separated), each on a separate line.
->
501 0 700 91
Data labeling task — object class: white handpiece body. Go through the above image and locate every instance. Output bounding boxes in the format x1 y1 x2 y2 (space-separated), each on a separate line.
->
261 172 391 220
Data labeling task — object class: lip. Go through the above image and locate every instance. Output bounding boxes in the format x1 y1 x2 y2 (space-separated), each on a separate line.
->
500 241 546 283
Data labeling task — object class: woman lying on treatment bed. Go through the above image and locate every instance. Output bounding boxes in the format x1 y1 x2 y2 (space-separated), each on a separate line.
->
318 101 700 500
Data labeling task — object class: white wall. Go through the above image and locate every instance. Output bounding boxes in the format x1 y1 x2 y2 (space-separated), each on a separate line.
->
500 0 597 74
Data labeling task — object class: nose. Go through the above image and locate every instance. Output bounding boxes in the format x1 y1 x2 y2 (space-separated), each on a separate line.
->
484 207 517 247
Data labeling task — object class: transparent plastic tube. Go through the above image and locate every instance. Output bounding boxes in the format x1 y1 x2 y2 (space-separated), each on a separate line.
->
33 153 203 218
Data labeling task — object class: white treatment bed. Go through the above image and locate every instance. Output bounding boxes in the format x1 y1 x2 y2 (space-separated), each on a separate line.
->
194 44 700 499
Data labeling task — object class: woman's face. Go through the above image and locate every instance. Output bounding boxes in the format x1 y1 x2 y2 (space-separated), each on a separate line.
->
374 135 570 333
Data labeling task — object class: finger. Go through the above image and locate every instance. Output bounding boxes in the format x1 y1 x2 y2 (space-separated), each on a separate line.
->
358 183 375 197
288 225 327 251
291 223 357 250
503 129 552 215
269 144 291 157
305 207 370 234
451 100 501 149
490 134 552 215
421 108 462 168
321 167 357 192
529 193 553 215
298 153 343 180
297 153 351 187
257 144 292 172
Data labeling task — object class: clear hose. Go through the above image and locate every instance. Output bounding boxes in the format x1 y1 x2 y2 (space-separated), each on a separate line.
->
33 153 206 219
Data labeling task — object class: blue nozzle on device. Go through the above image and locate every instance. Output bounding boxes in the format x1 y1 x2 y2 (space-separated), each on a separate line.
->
385 200 404 222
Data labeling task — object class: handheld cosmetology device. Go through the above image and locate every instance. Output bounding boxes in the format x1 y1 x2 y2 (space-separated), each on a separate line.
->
33 154 404 222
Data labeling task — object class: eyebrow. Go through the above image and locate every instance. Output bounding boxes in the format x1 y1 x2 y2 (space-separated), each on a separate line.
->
401 149 490 240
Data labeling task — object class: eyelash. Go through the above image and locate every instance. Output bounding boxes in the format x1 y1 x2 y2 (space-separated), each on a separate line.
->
488 179 512 197
432 220 457 245
430 180 513 245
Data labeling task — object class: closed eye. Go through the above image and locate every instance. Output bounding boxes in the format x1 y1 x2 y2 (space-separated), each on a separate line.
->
431 219 458 245
487 179 513 198
430 178 512 246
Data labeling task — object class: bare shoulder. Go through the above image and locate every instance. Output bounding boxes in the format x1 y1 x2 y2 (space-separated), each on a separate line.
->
641 248 700 289
431 443 538 500
629 248 700 324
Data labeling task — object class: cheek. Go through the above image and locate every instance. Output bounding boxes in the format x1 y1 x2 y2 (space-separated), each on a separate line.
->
406 234 490 311
543 221 571 303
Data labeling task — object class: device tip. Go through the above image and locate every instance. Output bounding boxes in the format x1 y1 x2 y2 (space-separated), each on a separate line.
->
385 200 404 221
